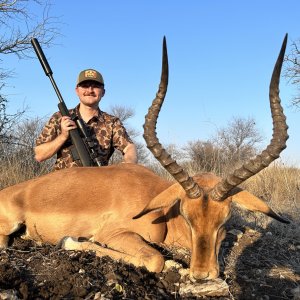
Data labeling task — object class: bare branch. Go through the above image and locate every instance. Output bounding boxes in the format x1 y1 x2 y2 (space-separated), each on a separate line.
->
0 0 60 58
108 105 135 123
284 39 300 107
0 0 60 145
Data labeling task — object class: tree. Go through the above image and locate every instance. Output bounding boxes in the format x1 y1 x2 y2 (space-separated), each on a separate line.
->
184 140 223 173
0 0 59 145
215 117 263 170
108 104 149 165
284 38 300 107
0 94 22 143
0 0 57 57
182 117 263 176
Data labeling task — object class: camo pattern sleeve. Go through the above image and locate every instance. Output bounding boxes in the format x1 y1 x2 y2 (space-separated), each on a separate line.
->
35 112 62 145
35 110 81 170
111 117 133 153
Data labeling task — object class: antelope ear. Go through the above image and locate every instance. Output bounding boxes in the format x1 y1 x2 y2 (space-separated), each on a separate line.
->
231 187 290 224
133 183 183 219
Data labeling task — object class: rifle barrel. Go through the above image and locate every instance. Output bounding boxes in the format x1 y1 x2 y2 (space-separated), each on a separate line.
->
31 38 94 167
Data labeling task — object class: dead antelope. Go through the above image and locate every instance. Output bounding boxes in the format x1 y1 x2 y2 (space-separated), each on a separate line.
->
0 35 289 280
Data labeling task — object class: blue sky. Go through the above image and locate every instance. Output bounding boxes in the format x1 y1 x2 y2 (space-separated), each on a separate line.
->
4 1 300 166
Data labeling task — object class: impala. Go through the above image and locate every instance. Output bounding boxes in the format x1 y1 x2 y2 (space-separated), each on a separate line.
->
0 35 289 280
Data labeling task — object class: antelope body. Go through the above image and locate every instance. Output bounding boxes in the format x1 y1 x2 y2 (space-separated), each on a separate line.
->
0 35 289 280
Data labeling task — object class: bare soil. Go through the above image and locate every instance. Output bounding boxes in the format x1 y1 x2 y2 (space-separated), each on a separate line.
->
0 223 299 300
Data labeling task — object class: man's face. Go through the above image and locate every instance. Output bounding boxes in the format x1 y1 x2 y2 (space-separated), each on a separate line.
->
75 80 105 107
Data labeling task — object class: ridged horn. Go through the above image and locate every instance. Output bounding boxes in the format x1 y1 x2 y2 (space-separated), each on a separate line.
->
210 34 289 201
143 37 202 199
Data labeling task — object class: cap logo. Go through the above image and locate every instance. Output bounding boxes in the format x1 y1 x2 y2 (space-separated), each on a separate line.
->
85 70 97 79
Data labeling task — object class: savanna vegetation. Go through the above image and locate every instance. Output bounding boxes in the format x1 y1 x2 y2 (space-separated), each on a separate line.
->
0 110 299 299
0 1 299 298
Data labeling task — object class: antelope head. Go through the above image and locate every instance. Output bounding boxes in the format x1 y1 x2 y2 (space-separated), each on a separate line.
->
136 35 289 280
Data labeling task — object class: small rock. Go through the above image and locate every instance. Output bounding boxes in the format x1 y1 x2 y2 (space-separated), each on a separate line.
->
163 260 183 271
228 229 243 239
178 268 190 278
179 278 229 297
266 232 272 236
94 292 101 299
164 270 181 283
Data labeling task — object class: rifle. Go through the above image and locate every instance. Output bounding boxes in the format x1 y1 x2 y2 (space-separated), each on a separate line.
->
31 38 102 167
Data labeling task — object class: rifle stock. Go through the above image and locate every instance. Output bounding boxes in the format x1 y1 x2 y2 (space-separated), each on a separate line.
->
31 38 97 167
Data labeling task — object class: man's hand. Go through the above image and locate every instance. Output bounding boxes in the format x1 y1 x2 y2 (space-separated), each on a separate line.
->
61 116 77 138
123 143 138 164
34 116 77 163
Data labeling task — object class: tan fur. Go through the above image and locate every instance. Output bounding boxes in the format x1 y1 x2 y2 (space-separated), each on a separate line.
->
0 164 285 279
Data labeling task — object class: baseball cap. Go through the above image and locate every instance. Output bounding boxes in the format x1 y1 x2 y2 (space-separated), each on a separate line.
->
77 69 104 86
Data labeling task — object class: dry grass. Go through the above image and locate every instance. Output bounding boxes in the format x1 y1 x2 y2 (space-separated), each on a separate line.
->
0 147 53 190
232 162 300 241
241 162 300 220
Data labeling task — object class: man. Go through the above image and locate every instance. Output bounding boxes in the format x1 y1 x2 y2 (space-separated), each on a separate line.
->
35 69 137 170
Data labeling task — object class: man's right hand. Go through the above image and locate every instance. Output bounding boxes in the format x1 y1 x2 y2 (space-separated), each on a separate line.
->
34 116 77 163
61 116 77 138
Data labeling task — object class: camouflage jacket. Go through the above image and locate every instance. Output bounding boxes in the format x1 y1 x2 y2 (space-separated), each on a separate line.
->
36 105 133 170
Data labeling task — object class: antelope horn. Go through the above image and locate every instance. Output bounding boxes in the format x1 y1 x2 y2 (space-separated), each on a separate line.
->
210 34 289 201
143 37 202 199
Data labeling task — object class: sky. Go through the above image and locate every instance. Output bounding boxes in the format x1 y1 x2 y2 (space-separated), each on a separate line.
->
4 1 300 166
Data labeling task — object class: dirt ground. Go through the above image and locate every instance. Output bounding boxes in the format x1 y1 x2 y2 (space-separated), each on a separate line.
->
0 223 299 300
